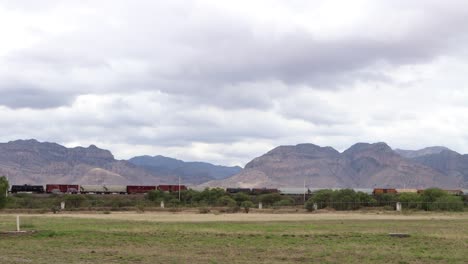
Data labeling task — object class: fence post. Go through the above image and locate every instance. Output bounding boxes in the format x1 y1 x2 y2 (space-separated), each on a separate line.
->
160 201 165 208
396 202 402 212
259 202 263 210
313 203 318 211
60 201 65 210
16 215 20 232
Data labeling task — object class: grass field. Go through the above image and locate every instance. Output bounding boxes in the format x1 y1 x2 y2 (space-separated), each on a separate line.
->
1 212 467 263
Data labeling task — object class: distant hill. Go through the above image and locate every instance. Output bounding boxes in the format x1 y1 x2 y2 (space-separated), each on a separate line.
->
398 148 468 188
202 143 463 188
129 155 242 184
0 139 176 185
394 146 450 159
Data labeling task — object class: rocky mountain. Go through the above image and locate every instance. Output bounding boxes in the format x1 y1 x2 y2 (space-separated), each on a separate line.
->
129 155 242 184
399 148 468 188
394 146 450 159
203 142 463 188
0 139 177 185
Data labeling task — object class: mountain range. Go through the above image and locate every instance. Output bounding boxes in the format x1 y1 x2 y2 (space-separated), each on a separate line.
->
203 143 467 188
0 139 238 185
0 139 467 188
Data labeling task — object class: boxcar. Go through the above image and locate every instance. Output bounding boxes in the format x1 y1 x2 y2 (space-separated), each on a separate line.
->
126 185 156 194
157 185 188 192
46 184 79 194
11 184 45 193
251 188 280 195
226 188 251 194
372 188 397 195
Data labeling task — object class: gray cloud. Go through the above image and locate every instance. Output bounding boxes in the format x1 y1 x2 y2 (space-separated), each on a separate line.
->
1 1 468 165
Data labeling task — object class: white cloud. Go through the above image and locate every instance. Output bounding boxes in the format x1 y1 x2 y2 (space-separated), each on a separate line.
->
1 1 468 166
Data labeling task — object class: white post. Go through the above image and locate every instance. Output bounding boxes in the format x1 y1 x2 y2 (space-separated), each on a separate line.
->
259 202 263 210
396 202 402 212
16 215 20 232
313 203 318 211
178 176 181 201
61 201 65 210
160 201 165 208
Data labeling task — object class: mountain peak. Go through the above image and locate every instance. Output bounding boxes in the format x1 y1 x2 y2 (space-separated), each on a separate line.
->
394 146 455 159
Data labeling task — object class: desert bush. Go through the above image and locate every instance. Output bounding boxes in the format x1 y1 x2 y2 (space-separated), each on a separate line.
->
217 196 237 207
431 195 464 211
258 193 282 206
241 201 255 213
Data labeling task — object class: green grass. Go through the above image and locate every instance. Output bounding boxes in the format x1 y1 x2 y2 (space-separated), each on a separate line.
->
0 214 467 263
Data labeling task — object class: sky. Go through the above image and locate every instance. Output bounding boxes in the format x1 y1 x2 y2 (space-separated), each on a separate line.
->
1 0 468 166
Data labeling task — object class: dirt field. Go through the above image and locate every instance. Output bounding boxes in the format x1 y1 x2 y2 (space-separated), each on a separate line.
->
23 210 468 222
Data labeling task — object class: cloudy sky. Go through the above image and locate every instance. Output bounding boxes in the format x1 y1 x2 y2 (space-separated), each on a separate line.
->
1 0 468 166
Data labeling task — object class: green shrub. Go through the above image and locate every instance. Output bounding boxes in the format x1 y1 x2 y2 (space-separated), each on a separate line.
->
0 176 9 209
431 196 464 211
305 199 316 212
309 189 334 209
397 193 422 209
217 196 237 207
258 193 283 206
241 201 255 213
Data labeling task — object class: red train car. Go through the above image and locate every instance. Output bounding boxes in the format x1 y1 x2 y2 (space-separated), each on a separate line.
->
157 185 188 192
46 184 79 194
372 188 397 195
126 185 156 194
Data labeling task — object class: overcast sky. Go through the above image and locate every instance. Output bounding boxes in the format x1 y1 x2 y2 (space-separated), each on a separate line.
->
1 0 468 166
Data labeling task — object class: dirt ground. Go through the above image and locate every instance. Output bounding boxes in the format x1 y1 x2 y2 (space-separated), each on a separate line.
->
16 210 468 222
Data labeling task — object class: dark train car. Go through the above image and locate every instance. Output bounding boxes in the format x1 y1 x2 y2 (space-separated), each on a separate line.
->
11 184 45 193
226 188 251 194
372 188 397 195
251 188 280 195
126 185 156 194
46 184 79 194
157 185 187 192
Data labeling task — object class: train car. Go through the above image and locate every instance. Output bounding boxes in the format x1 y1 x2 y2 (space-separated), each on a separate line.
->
46 184 79 194
396 189 418 194
226 188 251 194
251 188 280 195
10 184 45 194
80 185 105 194
126 185 156 194
103 185 127 194
157 185 187 192
372 188 397 195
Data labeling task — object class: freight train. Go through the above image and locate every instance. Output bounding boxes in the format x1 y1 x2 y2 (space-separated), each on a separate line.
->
9 184 187 194
8 184 466 196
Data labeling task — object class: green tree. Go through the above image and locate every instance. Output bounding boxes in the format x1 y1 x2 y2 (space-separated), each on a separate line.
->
217 195 237 207
397 193 422 209
258 193 282 206
241 201 255 213
309 189 334 209
0 176 9 209
233 192 251 205
421 188 448 211
331 189 360 210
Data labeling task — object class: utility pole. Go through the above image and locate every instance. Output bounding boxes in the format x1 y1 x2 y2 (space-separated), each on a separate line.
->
303 178 306 203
